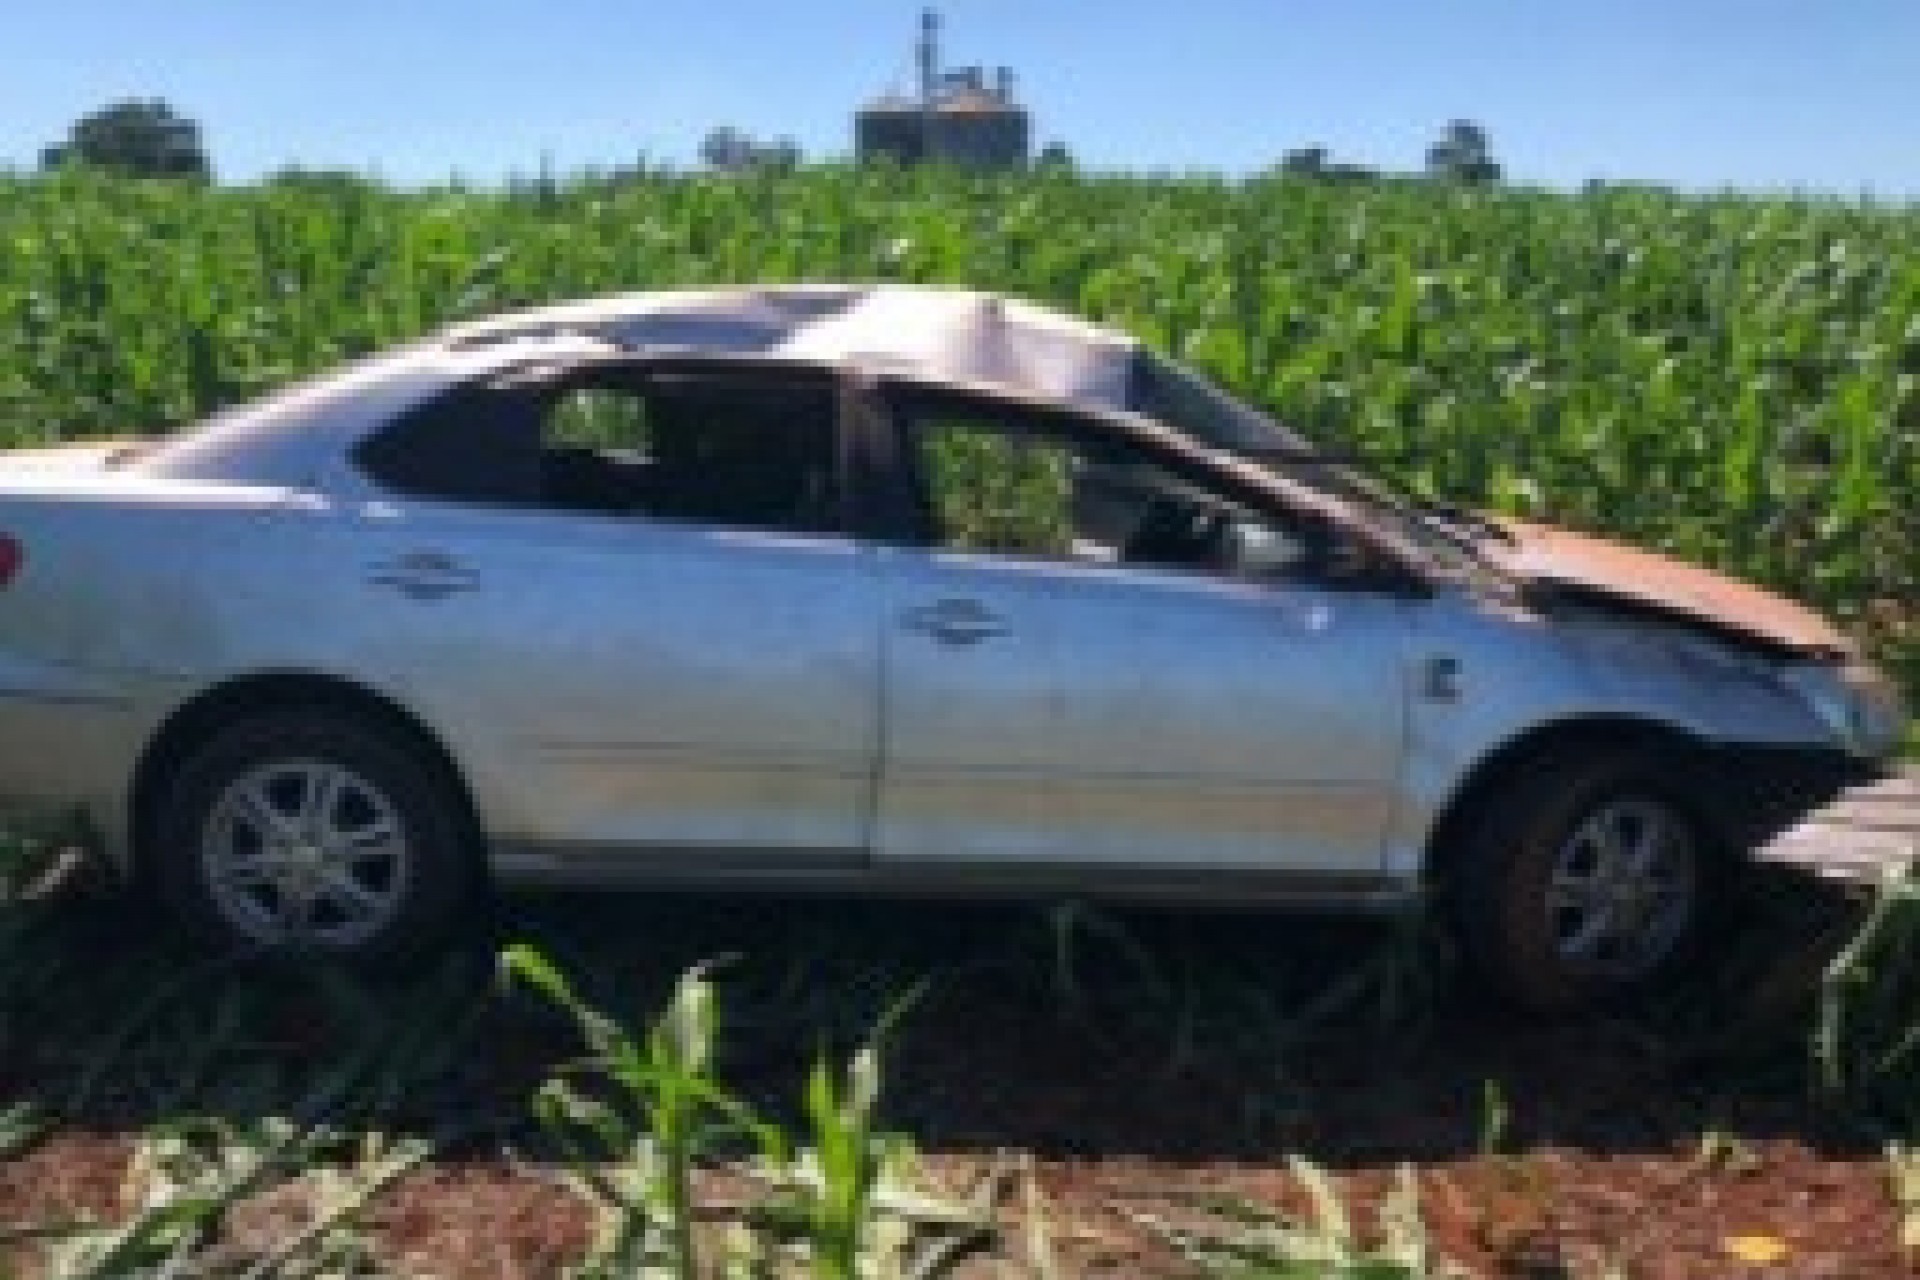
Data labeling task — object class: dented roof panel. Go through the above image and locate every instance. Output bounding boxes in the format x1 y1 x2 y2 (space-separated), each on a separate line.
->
438 286 1142 415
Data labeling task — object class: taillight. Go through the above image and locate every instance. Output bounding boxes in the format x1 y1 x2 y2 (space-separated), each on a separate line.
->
0 535 21 587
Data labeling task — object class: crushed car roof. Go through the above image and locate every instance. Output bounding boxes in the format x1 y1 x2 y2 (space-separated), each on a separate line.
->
436 286 1142 414
433 287 1297 458
434 285 1299 460
129 286 1298 496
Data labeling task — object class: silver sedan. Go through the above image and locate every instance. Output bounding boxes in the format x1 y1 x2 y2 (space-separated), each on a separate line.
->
0 287 1905 1009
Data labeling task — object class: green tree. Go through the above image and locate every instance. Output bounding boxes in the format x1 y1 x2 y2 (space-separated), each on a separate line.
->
700 126 756 172
41 99 211 179
1425 119 1500 183
259 166 376 193
1275 147 1377 183
763 136 803 174
1036 140 1076 172
700 127 801 174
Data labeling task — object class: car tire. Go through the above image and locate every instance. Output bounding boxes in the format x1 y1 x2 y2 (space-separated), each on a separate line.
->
152 709 476 968
1452 748 1717 1013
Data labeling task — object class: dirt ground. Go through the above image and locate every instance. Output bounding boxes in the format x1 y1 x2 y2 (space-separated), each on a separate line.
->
2 870 1914 1278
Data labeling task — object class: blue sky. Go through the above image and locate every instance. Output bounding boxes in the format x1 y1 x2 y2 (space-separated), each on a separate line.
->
4 0 1917 193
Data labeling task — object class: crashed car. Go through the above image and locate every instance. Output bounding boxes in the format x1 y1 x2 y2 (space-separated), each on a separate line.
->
0 286 1905 1007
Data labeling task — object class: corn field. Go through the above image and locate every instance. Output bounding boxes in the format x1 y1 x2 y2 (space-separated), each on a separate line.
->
1 164 1915 689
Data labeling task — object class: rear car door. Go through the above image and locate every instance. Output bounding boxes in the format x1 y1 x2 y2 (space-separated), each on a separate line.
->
871 388 1410 882
329 359 883 869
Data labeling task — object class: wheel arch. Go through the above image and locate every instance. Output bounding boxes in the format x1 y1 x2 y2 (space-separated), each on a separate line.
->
129 670 485 884
1421 714 1727 894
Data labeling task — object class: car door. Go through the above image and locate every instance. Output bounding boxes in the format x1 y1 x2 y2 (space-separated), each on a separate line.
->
871 388 1410 880
327 360 884 868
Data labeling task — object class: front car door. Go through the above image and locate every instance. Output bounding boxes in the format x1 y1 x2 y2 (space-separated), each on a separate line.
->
326 357 883 871
869 386 1411 887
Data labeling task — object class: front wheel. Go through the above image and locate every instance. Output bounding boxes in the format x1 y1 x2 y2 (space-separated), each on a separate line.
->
152 710 476 966
1451 750 1716 1012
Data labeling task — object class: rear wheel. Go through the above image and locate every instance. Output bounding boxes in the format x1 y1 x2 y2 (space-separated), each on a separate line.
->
152 710 476 966
1452 749 1715 1012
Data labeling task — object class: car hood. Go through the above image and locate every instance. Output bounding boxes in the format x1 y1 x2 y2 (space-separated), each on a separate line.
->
1491 518 1850 659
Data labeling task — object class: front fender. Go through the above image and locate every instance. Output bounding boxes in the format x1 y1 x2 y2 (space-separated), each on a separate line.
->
1381 592 1842 877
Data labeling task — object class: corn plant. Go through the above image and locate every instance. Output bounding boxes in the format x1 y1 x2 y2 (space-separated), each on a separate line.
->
0 819 81 900
1124 1158 1473 1279
1813 855 1920 1122
235 1129 433 1280
503 946 748 1278
0 823 95 1121
504 945 989 1278
27 1115 423 1279
741 984 994 1279
0 1099 48 1160
1887 1142 1920 1257
0 830 38 897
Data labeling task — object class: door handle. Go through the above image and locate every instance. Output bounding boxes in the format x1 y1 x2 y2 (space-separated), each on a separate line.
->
900 598 1008 646
366 551 478 601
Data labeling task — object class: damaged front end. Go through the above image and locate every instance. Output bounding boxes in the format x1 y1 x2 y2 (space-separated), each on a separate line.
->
1486 524 1907 851
1496 520 1907 762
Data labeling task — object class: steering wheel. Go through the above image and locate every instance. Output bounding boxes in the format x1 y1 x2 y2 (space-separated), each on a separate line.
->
1122 495 1231 570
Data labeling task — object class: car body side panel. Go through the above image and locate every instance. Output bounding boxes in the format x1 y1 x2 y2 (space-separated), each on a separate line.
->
311 499 885 859
875 547 1411 874
2 483 887 872
0 477 317 864
0 650 152 852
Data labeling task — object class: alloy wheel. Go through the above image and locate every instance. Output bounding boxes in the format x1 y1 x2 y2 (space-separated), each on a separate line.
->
200 757 413 947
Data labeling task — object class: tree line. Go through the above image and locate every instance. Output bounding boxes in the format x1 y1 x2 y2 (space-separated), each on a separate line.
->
35 99 1503 184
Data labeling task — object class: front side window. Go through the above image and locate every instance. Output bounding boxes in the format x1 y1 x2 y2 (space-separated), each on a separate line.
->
903 396 1325 582
919 419 1076 556
354 365 841 536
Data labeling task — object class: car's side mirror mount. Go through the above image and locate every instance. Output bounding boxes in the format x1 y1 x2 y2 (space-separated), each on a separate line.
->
1223 517 1427 597
1219 517 1309 580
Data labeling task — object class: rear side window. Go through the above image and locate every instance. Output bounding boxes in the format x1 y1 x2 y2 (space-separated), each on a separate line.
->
917 418 1077 556
354 367 842 537
355 383 544 506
